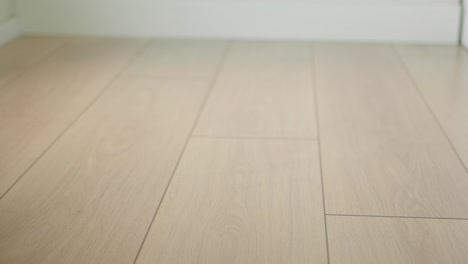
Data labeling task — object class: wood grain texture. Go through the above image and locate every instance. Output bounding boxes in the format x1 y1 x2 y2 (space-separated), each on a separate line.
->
136 138 327 264
315 44 468 218
0 38 144 197
122 39 227 79
0 78 211 264
0 36 66 87
397 45 468 169
327 216 468 264
195 41 317 138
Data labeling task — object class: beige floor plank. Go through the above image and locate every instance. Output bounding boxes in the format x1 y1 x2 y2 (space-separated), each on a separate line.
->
0 36 66 87
0 38 145 197
122 39 227 79
327 216 468 264
195 41 317 138
136 138 327 264
0 78 212 263
315 44 468 218
397 46 468 169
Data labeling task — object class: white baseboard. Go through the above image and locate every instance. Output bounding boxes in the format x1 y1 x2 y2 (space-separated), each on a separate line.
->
0 18 19 45
17 1 461 43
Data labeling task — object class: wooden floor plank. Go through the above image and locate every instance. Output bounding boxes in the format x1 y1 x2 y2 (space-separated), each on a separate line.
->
328 216 468 264
0 36 66 87
315 44 468 218
136 138 327 264
0 78 212 264
0 38 145 197
122 39 227 79
3 38 468 263
195 41 317 138
397 45 468 170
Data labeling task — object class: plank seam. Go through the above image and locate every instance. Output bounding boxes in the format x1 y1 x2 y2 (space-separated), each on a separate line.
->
0 39 150 201
192 135 318 141
0 38 68 89
131 41 232 264
393 45 468 177
328 213 468 221
310 44 332 264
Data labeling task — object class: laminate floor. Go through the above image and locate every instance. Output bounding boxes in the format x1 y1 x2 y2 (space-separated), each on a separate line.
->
0 37 467 263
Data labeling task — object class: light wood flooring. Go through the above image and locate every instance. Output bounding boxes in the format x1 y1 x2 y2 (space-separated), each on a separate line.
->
0 37 468 264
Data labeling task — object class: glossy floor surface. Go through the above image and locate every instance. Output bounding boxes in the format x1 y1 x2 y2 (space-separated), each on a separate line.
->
0 37 467 264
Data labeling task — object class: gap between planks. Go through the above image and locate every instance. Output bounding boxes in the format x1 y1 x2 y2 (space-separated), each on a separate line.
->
393 45 468 177
328 213 468 221
310 44 331 264
132 41 233 264
0 40 151 202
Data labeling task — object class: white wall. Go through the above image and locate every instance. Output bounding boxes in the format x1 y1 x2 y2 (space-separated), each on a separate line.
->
464 3 468 48
0 0 11 20
13 0 462 43
0 0 18 45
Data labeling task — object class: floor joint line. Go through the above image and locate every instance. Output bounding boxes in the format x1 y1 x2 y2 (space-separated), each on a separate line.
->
132 41 232 264
310 43 331 264
192 135 317 141
0 39 151 202
393 45 468 176
327 213 468 221
0 38 68 90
